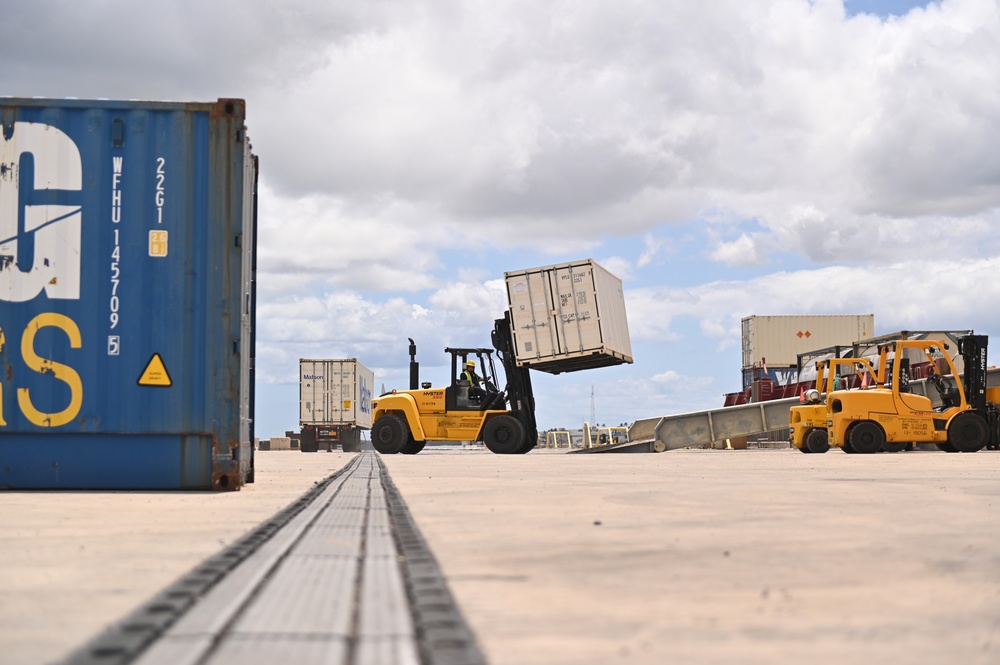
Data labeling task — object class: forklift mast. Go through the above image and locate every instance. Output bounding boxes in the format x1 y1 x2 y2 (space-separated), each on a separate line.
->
492 311 539 446
958 334 989 412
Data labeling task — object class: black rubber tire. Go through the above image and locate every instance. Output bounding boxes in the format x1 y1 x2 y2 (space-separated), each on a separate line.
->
936 442 958 453
400 438 426 455
371 414 409 455
841 439 858 454
948 412 989 453
340 430 362 453
882 441 907 453
848 421 884 454
805 429 830 454
482 415 526 455
516 436 537 454
299 428 319 453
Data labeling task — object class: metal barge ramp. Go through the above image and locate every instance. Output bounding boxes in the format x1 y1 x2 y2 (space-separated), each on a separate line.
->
62 453 484 665
573 396 800 454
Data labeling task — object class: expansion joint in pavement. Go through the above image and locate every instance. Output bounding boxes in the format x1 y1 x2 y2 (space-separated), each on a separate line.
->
59 452 486 665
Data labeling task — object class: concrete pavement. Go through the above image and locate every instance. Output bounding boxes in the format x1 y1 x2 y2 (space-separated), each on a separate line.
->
0 451 357 665
1 447 998 664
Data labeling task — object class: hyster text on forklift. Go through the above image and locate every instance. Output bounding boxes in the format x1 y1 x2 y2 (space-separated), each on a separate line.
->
827 334 1000 453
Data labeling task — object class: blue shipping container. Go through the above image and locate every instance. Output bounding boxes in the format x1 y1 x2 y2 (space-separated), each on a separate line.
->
0 98 256 490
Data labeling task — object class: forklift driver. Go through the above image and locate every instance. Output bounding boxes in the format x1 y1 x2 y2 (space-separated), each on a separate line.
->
463 360 486 402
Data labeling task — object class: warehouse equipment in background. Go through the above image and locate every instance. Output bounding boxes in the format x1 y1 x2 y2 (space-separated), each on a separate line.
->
828 335 1000 453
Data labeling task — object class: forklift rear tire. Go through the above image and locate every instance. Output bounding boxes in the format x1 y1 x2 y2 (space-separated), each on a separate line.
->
516 437 537 454
848 421 884 454
372 414 409 455
936 442 958 452
804 429 830 454
483 415 526 455
948 412 989 453
882 441 907 453
400 438 426 455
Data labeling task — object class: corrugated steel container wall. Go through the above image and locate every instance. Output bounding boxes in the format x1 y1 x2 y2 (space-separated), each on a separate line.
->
741 314 874 368
299 359 374 429
0 98 256 490
505 259 633 374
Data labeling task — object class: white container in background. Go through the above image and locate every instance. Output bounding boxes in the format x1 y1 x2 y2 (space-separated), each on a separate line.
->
741 314 875 368
299 359 374 428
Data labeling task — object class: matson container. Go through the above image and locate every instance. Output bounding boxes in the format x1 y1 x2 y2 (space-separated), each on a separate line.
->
504 259 632 374
299 359 374 452
0 98 256 490
741 314 874 369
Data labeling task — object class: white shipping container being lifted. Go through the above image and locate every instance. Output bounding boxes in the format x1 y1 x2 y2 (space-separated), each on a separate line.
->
505 259 633 374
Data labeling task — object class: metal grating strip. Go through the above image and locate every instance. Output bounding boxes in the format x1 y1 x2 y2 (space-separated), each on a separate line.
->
358 556 415 638
208 635 349 665
61 456 366 665
375 455 488 665
60 453 485 665
231 555 357 635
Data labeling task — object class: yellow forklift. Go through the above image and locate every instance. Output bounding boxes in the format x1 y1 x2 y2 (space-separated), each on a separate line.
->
790 353 887 454
827 334 998 453
370 313 538 455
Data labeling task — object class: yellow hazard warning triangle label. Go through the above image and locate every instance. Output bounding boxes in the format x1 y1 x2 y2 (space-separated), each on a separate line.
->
138 353 172 387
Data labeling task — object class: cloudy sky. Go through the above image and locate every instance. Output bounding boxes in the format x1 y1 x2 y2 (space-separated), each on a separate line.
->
5 0 999 438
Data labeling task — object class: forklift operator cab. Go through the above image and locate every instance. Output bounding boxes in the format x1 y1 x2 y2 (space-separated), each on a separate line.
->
459 359 486 404
450 350 502 411
926 364 961 409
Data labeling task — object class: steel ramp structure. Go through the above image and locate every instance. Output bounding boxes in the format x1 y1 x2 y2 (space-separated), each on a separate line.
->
571 396 800 454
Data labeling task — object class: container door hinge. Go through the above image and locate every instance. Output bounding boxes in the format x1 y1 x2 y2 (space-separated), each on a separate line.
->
233 340 240 354
234 233 242 247
112 118 125 147
1 107 15 140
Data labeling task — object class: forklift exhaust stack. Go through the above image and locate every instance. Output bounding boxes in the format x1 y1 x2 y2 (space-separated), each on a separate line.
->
409 338 419 390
